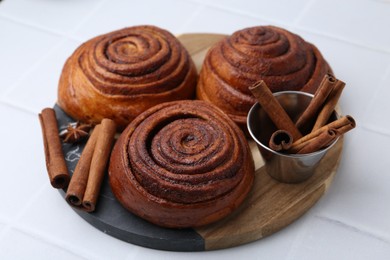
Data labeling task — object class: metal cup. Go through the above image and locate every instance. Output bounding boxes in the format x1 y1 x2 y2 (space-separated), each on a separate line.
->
247 91 339 183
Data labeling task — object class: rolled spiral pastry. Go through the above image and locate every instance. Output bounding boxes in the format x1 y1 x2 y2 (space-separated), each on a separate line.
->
197 25 331 131
58 25 197 130
109 100 254 228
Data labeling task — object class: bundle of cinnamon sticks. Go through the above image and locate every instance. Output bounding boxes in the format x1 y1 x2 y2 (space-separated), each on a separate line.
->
249 74 356 154
39 108 116 212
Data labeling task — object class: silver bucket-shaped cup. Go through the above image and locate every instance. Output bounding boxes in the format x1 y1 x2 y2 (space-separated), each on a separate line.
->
247 91 339 183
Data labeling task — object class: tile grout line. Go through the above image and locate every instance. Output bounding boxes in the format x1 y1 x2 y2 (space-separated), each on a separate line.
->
66 0 108 37
11 224 95 260
285 213 390 259
2 1 389 55
0 215 11 228
314 215 390 244
0 3 107 256
1 0 390 55
0 13 67 39
0 14 84 46
0 0 132 43
0 34 70 111
0 98 39 116
0 0 110 113
293 25 390 55
0 183 47 241
358 63 390 135
185 0 390 55
361 125 390 137
177 4 206 33
291 0 318 26
284 215 312 260
0 184 96 259
186 0 282 26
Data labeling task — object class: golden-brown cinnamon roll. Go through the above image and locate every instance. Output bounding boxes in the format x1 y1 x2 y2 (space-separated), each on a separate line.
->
197 25 331 131
109 100 254 228
58 25 197 130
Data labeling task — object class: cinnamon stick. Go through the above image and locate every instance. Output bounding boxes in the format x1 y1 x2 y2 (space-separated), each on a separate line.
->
295 74 337 131
269 130 293 152
289 115 355 153
82 119 116 212
295 128 338 154
249 80 302 141
39 108 70 189
65 125 101 208
312 79 346 131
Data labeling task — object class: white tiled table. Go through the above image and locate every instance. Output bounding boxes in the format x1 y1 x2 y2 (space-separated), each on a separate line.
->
1 0 389 259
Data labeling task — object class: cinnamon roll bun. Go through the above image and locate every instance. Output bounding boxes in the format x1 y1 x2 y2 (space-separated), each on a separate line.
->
109 100 254 228
197 25 331 131
58 25 197 130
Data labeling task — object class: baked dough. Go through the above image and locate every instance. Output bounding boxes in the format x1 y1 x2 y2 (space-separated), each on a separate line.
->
58 25 197 130
197 25 331 131
109 100 254 228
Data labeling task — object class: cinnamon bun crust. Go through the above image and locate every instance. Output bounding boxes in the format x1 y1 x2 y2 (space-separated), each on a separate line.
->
197 25 331 131
109 100 254 228
58 25 197 130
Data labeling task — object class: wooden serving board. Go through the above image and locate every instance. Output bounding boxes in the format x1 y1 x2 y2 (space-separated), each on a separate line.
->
56 33 343 251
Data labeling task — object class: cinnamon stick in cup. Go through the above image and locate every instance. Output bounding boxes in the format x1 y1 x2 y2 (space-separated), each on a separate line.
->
269 130 293 152
82 119 116 212
65 125 101 208
289 115 355 153
295 74 337 131
249 81 302 141
295 128 338 154
335 116 356 134
39 108 70 189
312 79 346 131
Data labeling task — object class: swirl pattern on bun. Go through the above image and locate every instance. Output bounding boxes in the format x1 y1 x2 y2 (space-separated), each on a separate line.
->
197 25 331 131
109 100 254 228
58 25 197 130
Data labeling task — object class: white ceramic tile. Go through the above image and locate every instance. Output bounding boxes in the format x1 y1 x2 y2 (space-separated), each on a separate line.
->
189 0 315 24
180 5 268 35
0 17 61 95
17 185 138 260
0 227 88 260
73 0 201 42
0 104 49 219
363 68 390 134
3 38 82 113
312 128 390 241
0 0 105 35
288 217 390 260
297 0 390 52
291 28 390 119
189 0 237 5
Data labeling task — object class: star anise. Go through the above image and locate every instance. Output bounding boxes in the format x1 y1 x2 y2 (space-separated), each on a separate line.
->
60 122 92 143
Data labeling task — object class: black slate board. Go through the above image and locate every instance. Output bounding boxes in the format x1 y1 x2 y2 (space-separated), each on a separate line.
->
54 105 205 252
